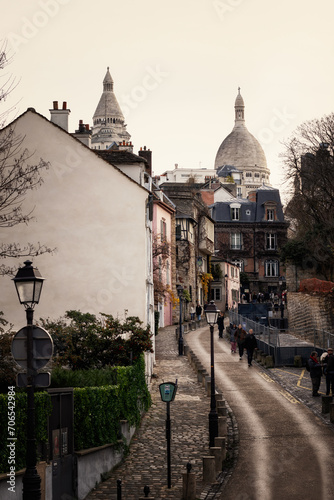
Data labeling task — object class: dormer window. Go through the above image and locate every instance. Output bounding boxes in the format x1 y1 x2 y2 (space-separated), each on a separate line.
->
231 207 240 220
230 203 241 221
267 209 274 221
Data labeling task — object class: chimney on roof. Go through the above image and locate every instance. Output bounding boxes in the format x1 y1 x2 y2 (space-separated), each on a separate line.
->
248 190 257 202
138 146 152 177
50 100 71 132
71 119 92 148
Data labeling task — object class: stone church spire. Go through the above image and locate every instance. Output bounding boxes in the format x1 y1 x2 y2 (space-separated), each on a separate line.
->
91 68 132 150
234 87 245 123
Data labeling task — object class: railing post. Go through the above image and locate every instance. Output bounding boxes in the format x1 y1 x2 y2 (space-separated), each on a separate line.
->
117 479 122 500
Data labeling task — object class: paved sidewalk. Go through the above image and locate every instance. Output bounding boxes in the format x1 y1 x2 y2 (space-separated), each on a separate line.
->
85 324 213 499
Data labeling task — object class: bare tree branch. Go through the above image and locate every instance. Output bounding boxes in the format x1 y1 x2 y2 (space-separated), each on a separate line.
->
0 43 56 276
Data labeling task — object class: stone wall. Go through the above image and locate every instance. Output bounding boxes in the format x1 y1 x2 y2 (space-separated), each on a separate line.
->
287 291 334 343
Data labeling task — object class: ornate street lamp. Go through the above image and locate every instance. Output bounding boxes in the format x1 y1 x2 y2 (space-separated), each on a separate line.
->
204 300 220 448
13 260 45 500
225 273 228 311
176 284 184 355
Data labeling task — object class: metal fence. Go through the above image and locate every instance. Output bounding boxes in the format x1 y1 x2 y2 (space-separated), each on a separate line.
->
229 310 280 351
229 310 334 366
312 329 334 351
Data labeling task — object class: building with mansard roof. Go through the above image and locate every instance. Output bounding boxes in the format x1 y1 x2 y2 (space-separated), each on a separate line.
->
211 184 289 298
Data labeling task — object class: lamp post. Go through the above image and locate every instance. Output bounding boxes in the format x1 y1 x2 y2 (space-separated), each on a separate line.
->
13 260 45 500
204 300 219 448
176 284 184 356
225 274 228 312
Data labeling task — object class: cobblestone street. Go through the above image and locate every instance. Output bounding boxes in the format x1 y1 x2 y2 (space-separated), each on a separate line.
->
85 322 334 500
85 324 212 499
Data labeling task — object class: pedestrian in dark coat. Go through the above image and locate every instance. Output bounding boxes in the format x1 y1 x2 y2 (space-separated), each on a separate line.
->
230 323 237 353
234 324 247 360
195 303 202 321
308 351 322 397
244 329 258 367
322 347 334 396
217 311 225 338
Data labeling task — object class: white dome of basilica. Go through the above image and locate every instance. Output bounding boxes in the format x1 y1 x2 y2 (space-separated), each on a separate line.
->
214 89 269 178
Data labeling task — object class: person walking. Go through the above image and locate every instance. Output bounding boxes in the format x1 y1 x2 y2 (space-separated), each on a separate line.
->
244 329 258 367
190 304 195 321
307 351 323 397
235 324 247 360
230 323 237 354
217 311 225 338
195 303 202 321
322 347 334 396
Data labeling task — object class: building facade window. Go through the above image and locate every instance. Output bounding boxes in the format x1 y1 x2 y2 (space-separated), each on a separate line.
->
166 260 170 285
266 233 277 250
210 287 221 301
231 207 240 220
232 259 244 271
265 260 279 277
231 232 241 249
161 219 167 241
267 209 274 221
176 218 193 241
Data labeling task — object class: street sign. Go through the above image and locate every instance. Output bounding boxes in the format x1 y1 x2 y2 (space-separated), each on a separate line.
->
17 372 51 388
11 326 53 370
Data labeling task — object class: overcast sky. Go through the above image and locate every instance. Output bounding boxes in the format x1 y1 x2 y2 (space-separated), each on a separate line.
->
2 0 334 203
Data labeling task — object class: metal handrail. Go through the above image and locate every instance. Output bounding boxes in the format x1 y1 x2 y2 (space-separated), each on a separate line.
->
228 310 280 348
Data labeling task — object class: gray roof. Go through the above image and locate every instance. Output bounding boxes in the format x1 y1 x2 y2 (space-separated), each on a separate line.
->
212 187 285 223
95 150 147 165
217 164 242 177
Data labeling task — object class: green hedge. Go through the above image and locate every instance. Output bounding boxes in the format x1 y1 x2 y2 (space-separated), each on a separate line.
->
0 391 52 473
0 356 151 472
73 356 151 450
51 365 118 388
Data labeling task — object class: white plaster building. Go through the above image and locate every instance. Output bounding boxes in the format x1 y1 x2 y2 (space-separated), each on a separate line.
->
156 165 216 186
0 108 155 373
